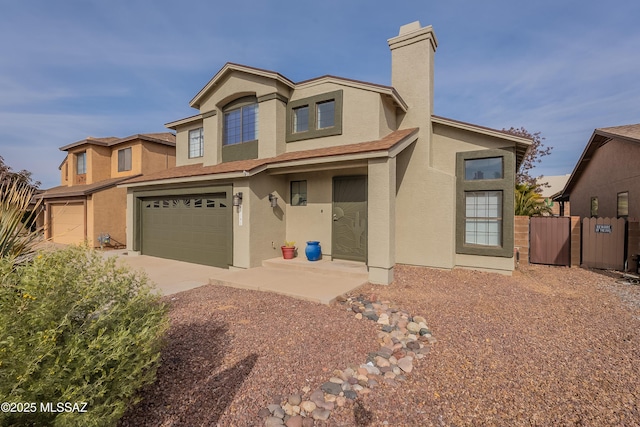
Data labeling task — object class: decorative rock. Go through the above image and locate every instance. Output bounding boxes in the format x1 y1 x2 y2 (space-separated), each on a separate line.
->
413 315 426 324
268 404 282 414
288 394 302 406
344 389 358 400
363 311 379 322
336 396 347 407
301 386 311 394
355 313 363 320
283 403 295 416
397 356 413 373
302 417 315 427
375 356 390 368
321 381 342 395
381 325 394 333
329 376 343 384
285 415 303 427
407 322 421 334
265 416 285 427
273 407 285 419
259 408 272 418
312 408 331 421
407 341 421 351
300 401 316 413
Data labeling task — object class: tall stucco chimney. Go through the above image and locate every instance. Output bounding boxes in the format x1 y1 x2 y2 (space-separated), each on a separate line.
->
388 21 438 128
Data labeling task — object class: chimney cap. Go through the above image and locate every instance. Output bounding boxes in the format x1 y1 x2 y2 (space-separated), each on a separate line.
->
398 21 422 35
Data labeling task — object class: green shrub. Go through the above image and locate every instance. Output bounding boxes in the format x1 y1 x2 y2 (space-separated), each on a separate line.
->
0 246 168 427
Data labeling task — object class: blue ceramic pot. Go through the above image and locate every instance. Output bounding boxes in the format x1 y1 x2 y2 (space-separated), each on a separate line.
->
305 241 321 261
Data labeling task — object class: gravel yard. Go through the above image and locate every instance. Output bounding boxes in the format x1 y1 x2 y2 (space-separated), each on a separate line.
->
119 264 640 426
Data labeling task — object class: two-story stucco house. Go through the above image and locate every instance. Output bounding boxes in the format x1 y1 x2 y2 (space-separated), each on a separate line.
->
40 133 176 247
121 22 531 284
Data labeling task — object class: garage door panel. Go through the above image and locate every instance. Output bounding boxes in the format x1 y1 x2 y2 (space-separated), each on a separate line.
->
141 193 231 268
51 203 85 245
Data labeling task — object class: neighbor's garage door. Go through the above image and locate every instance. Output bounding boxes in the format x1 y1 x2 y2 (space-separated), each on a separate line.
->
141 193 232 268
50 203 85 245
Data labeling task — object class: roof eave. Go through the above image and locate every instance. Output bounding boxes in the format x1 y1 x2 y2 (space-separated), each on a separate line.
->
189 63 296 109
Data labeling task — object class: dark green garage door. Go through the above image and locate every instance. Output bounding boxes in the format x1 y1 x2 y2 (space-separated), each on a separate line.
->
141 192 232 268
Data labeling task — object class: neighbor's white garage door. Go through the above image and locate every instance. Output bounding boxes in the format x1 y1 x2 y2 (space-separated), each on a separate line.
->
50 203 85 245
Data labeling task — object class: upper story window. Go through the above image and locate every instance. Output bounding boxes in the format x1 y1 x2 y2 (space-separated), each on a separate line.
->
118 147 132 172
293 106 309 133
76 152 86 175
223 96 258 145
189 128 204 158
286 90 343 142
316 100 335 129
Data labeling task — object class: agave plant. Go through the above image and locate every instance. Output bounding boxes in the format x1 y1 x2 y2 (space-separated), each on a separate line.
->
0 179 43 262
514 183 552 217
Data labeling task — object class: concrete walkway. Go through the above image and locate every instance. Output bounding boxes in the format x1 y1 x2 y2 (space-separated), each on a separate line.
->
211 257 369 305
101 250 369 304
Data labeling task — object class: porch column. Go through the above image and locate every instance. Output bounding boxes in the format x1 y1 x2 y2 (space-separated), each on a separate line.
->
367 157 396 284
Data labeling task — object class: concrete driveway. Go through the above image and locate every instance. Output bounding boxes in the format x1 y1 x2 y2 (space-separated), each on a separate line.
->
100 250 232 295
100 250 369 304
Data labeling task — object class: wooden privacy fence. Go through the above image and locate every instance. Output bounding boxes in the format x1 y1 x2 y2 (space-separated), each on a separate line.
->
582 217 627 270
529 216 571 266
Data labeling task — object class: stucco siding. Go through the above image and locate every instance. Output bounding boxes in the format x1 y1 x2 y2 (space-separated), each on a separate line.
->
431 123 514 173
141 141 176 175
286 85 390 152
248 175 287 267
175 121 205 167
91 186 127 247
110 143 143 178
570 138 640 219
88 145 111 184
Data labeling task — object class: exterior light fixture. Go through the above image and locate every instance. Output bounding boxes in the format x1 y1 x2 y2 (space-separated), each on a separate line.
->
268 193 278 208
232 192 243 207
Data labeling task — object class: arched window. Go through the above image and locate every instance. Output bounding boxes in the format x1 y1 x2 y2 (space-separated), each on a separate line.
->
223 96 258 145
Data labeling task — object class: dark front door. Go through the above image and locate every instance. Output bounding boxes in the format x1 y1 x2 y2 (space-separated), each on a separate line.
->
332 176 367 262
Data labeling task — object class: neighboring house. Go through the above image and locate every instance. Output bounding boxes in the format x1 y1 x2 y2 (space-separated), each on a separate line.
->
120 21 531 284
555 124 640 220
39 133 176 246
537 174 570 216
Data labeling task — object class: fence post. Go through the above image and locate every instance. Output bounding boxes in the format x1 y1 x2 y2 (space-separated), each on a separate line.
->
570 216 581 267
514 215 530 268
627 219 640 273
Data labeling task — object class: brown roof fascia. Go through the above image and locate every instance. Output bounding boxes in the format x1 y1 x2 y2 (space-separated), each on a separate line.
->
190 62 296 109
38 175 141 199
121 128 418 186
59 137 119 151
555 125 640 201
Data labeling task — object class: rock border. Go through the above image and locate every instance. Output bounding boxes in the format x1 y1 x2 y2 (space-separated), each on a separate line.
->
260 294 436 427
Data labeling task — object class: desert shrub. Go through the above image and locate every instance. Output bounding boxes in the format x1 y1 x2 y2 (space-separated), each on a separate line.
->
0 246 168 427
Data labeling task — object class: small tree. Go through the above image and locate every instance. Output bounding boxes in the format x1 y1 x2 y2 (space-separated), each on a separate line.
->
0 155 40 191
503 127 552 187
0 179 42 263
515 183 552 216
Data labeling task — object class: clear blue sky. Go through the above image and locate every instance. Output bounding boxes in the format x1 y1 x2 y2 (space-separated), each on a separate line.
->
1 0 638 189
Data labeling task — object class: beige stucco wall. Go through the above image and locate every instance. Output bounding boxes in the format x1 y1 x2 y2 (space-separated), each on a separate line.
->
570 138 640 219
286 83 395 152
175 119 206 167
368 157 396 284
248 175 287 267
284 166 369 259
110 143 143 178
60 157 70 186
87 145 111 184
141 141 176 174
91 186 127 248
